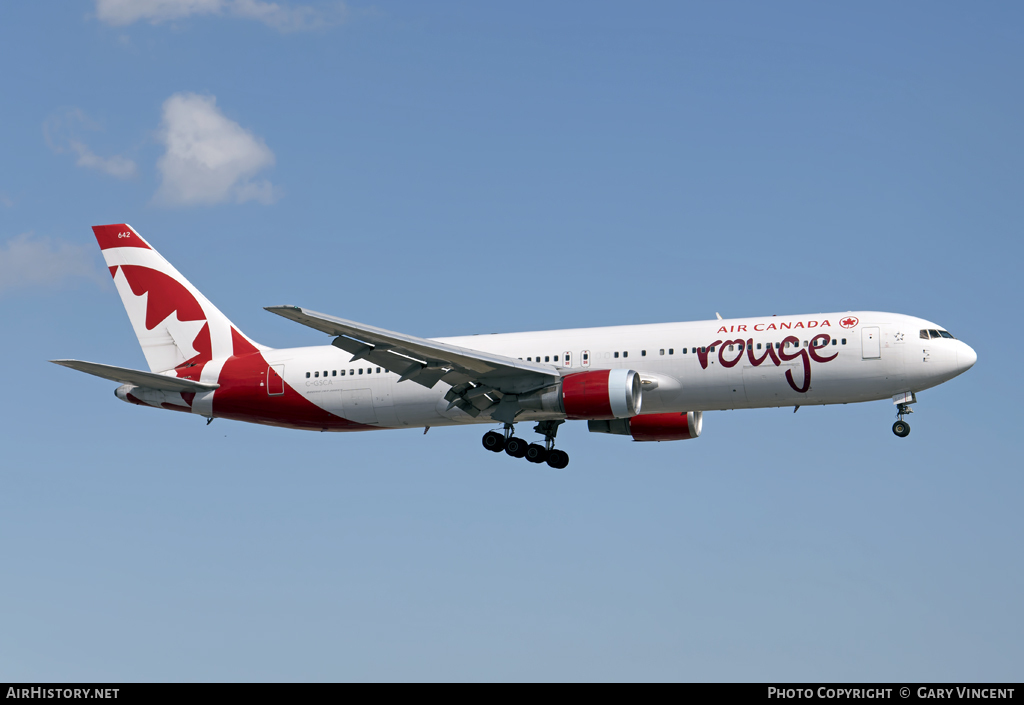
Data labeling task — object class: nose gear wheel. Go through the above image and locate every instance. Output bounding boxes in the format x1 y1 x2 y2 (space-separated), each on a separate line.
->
892 403 913 438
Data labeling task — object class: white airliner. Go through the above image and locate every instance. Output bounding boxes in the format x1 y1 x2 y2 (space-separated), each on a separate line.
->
54 224 977 468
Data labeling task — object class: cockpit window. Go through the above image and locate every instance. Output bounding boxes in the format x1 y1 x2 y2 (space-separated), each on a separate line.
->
929 329 942 339
920 330 929 340
939 330 955 339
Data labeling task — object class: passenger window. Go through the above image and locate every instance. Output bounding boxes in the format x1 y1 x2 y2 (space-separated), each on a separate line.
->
929 330 942 339
306 372 310 378
376 367 381 373
660 349 665 356
939 330 954 339
692 347 697 354
544 356 549 362
527 357 532 361
842 339 847 345
757 343 762 350
314 371 319 378
728 345 734 351
554 355 559 362
709 346 715 352
700 347 706 353
341 370 346 375
803 341 808 347
832 340 837 346
642 350 646 356
358 368 363 374
623 351 628 358
669 348 674 355
614 352 619 358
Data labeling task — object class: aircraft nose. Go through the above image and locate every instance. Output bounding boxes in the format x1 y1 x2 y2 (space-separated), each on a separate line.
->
958 342 977 372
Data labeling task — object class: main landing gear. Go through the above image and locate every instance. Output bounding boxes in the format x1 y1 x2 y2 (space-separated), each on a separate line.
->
481 421 569 469
892 403 913 438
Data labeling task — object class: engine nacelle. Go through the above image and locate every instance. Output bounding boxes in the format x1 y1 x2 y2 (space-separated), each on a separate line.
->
588 411 703 441
562 369 642 419
518 369 642 420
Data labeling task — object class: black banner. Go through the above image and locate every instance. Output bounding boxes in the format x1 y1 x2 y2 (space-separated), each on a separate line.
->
0 683 1019 694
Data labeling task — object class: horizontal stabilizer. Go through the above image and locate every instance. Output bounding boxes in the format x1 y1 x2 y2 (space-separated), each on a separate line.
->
50 359 219 393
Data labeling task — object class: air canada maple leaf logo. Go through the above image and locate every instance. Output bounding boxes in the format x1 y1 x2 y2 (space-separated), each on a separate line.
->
840 316 859 329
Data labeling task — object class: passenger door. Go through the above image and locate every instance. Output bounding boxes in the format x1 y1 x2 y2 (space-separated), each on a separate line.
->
267 365 285 396
862 327 881 359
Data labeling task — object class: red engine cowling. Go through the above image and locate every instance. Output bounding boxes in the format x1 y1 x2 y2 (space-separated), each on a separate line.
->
588 411 703 441
561 369 642 420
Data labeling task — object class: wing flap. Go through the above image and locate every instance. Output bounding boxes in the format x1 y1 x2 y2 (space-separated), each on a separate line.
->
51 359 219 393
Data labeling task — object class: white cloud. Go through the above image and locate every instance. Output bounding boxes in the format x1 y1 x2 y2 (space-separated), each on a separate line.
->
0 234 106 295
154 92 278 207
44 109 137 180
68 141 138 179
96 0 344 31
231 0 338 31
96 0 221 25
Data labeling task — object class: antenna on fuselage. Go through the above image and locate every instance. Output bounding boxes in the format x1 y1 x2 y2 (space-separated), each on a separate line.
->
715 312 723 320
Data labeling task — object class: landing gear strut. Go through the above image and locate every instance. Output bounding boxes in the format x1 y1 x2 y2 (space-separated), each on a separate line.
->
534 420 569 469
480 421 569 468
893 403 912 438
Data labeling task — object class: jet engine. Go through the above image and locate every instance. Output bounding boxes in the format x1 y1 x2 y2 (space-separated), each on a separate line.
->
588 411 703 441
518 369 642 420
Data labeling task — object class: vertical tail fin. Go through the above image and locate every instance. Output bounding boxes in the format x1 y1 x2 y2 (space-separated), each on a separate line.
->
93 224 265 375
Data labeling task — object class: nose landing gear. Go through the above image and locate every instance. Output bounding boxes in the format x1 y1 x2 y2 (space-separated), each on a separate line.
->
893 403 913 438
480 421 569 468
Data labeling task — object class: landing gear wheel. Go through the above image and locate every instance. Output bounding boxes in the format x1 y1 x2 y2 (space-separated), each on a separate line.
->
482 431 506 452
546 449 569 469
525 444 549 464
892 420 910 438
505 437 528 458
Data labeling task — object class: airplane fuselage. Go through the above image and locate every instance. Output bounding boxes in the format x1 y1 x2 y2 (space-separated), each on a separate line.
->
132 311 974 432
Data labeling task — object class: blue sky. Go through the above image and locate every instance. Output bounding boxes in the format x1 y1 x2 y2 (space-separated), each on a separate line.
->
1 1 1021 682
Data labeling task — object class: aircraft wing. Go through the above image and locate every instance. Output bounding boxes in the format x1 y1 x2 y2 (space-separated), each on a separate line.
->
265 305 560 421
51 359 219 393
